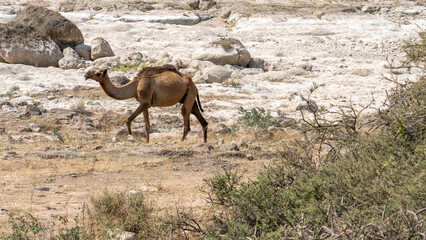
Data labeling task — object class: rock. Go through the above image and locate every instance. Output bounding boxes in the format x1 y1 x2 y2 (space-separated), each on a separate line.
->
19 126 32 132
361 5 380 14
215 124 232 135
170 58 188 69
25 150 85 159
199 0 216 10
0 26 63 67
150 14 201 25
249 57 268 70
13 6 84 50
295 62 313 72
296 99 318 113
2 151 17 159
216 151 246 158
116 128 130 139
59 49 86 69
246 153 254 161
110 74 130 86
185 0 200 9
199 13 213 21
91 56 120 67
58 57 86 69
352 68 373 77
189 60 216 70
221 10 232 18
192 38 251 67
91 37 115 60
75 44 91 60
179 68 197 77
34 186 51 192
401 9 420 15
260 71 291 82
227 141 240 151
198 65 233 83
26 104 42 116
287 68 308 76
119 52 145 66
109 231 136 240
63 47 80 58
140 184 159 192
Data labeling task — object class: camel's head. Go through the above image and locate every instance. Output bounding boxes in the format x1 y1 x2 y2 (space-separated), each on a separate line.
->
85 67 108 83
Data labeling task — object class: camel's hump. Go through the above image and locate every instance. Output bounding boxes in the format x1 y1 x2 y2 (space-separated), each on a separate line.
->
136 65 181 78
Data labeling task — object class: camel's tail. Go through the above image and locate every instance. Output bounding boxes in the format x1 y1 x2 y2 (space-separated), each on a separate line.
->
197 94 204 112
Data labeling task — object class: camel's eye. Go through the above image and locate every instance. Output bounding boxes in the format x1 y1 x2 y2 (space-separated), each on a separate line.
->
96 73 100 76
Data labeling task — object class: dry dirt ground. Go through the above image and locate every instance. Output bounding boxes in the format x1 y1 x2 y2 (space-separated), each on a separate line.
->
0 0 425 233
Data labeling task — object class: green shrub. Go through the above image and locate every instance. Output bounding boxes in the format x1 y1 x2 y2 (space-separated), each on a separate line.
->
90 190 158 239
1 213 89 239
202 32 426 239
232 107 278 135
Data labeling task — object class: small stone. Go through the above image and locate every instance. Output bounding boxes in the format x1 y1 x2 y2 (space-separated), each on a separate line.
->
246 154 254 161
172 166 179 171
215 124 231 135
401 9 419 15
204 144 214 153
26 104 42 116
228 141 240 151
296 100 319 113
17 101 28 106
140 185 159 192
2 151 17 159
94 145 103 150
35 186 51 192
19 126 33 132
69 172 78 178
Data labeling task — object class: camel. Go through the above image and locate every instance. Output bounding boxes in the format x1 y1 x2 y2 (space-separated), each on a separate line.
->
84 65 208 143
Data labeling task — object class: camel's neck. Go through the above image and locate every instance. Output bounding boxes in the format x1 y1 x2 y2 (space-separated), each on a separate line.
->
100 76 138 100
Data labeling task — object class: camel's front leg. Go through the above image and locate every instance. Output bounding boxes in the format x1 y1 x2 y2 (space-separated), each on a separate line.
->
143 109 150 143
126 103 148 136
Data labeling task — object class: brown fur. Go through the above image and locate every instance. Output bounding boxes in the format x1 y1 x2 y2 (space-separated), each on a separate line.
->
85 66 208 143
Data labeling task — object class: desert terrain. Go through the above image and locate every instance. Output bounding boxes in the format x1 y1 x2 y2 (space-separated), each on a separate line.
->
0 0 425 235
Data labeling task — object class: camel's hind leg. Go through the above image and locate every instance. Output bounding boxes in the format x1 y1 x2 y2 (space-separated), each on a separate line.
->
126 103 149 142
191 102 208 143
181 94 196 142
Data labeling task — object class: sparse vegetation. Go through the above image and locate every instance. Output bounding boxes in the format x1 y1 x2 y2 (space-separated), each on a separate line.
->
90 190 158 239
220 39 232 52
112 61 141 73
1 213 88 240
201 31 426 239
71 100 86 113
232 106 278 135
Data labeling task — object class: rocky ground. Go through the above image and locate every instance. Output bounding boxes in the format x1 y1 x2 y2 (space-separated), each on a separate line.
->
0 0 425 229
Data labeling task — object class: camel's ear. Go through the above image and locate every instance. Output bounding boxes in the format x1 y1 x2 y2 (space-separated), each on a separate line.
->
103 69 108 76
